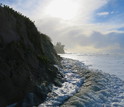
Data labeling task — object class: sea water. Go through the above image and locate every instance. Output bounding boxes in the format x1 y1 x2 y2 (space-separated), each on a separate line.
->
60 53 124 80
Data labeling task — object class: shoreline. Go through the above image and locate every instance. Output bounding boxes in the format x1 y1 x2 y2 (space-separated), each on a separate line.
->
39 58 85 106
39 58 124 107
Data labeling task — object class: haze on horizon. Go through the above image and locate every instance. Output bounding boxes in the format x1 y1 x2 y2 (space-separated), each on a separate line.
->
1 0 124 54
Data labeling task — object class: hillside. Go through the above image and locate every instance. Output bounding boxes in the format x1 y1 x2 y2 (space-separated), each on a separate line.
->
0 5 63 107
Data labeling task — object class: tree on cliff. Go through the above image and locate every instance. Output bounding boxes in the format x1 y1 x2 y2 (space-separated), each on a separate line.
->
54 42 65 54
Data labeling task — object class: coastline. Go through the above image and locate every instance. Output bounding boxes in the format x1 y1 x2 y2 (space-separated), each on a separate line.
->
39 58 124 107
39 58 85 106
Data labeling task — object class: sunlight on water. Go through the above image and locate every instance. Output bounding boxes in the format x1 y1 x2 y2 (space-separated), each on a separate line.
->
60 53 124 80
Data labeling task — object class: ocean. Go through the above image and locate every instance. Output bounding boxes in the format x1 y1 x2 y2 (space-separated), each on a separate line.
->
60 53 124 80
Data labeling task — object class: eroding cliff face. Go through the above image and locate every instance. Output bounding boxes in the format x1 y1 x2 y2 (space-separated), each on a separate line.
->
0 5 62 107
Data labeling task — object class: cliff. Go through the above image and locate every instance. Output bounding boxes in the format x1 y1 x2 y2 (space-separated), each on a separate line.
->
0 5 63 107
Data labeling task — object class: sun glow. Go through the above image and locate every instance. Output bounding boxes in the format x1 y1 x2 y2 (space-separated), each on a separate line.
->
44 0 80 20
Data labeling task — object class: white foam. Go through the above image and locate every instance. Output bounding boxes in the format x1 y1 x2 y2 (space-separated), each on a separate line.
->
39 58 124 107
39 58 85 107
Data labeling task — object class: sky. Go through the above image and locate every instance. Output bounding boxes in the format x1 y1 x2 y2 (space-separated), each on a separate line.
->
1 0 124 54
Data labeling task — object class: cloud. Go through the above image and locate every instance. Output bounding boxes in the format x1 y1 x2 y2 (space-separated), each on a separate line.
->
80 32 124 49
60 31 124 53
97 12 109 16
4 0 109 22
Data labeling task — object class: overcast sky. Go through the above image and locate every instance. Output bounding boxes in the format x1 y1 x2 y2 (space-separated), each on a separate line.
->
1 0 124 53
